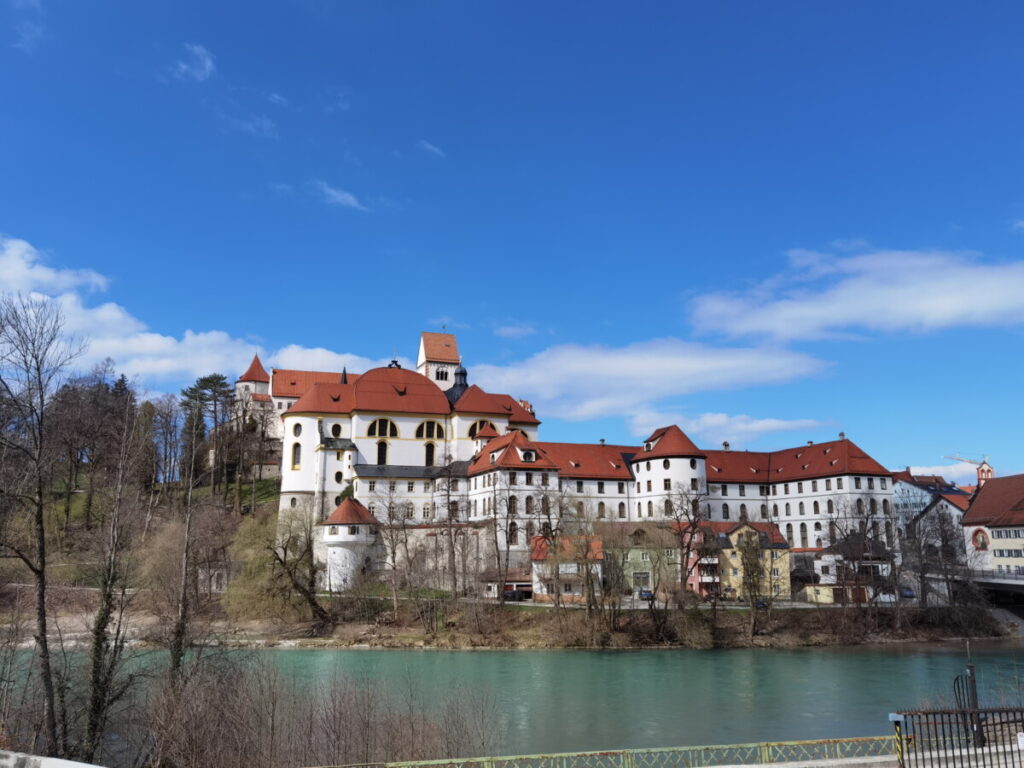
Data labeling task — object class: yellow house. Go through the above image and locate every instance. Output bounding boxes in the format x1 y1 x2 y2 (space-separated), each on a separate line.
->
688 521 791 601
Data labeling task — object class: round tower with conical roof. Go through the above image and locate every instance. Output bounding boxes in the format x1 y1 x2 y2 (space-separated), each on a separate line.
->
318 498 382 591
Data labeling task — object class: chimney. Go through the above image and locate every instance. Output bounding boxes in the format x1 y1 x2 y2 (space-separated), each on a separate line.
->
807 440 814 446
600 438 605 445
723 441 730 451
839 431 846 440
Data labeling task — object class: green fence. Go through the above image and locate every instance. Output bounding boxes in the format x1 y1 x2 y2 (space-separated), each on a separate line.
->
314 735 896 768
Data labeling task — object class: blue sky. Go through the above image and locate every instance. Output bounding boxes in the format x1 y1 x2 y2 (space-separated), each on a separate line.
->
3 1 1024 481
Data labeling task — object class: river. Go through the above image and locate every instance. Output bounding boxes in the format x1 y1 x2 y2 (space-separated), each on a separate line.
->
261 641 1024 756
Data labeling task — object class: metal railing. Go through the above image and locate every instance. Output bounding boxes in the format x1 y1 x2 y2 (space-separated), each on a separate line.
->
312 735 896 768
891 708 1024 768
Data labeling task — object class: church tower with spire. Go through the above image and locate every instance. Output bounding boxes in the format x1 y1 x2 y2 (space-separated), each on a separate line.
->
416 331 461 391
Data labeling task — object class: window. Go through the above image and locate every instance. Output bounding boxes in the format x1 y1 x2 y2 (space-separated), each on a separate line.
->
854 477 862 489
526 496 535 515
389 481 396 492
772 504 778 517
636 482 641 493
641 551 650 561
424 443 435 466
663 479 671 491
435 369 448 381
368 418 398 438
646 480 652 492
772 485 778 495
646 461 651 471
821 565 830 575
836 478 843 490
289 497 297 509
542 473 550 486
722 503 730 520
760 504 768 519
800 523 808 548
598 502 606 518
647 501 653 517
328 526 338 535
825 479 832 491
277 402 283 410
376 441 388 465
526 472 533 486
797 482 803 493
786 524 793 546
811 480 818 492
785 503 791 516
331 423 342 438
598 481 605 494
663 459 670 470
721 484 728 496
291 442 301 470
691 478 699 491
416 421 445 440
827 499 834 514
618 482 625 494
867 477 874 490
881 478 887 490
856 498 865 515
577 501 585 516
739 485 746 497
509 496 518 515
739 503 747 520
368 481 376 492
468 420 496 438
348 526 359 535
618 502 626 519
293 423 302 437
664 499 673 516
690 458 697 469
883 499 890 515
542 496 550 515
798 502 805 515
637 503 642 516
784 484 789 495
334 471 343 484
408 482 415 492
510 472 517 485
577 480 584 493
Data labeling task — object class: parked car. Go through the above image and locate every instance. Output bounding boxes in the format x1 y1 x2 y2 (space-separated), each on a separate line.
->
899 586 916 600
638 589 655 601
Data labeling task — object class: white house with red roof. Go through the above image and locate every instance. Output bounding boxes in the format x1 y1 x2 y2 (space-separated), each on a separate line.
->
243 331 900 593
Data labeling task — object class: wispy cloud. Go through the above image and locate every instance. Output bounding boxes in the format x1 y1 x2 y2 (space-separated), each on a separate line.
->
416 139 445 158
691 247 1024 340
1012 219 1024 232
172 43 215 82
0 236 107 293
898 463 981 486
472 338 825 422
13 20 43 52
325 87 351 113
629 409 822 446
267 92 288 106
309 180 367 211
494 323 535 339
12 0 43 9
227 113 277 139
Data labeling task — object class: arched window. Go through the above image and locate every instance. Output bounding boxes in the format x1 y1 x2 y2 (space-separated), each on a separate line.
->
760 504 768 519
508 521 519 546
722 503 730 520
449 501 460 520
618 502 626 519
772 504 779 517
663 459 671 470
468 420 497 438
647 501 654 517
416 421 445 440
472 499 478 517
508 496 518 516
785 503 791 516
334 471 343 484
637 503 642 517
576 501 584 516
291 442 301 470
828 519 837 543
884 521 893 547
827 499 834 515
331 423 342 438
798 502 805 515
814 521 822 531
813 501 820 515
870 498 878 516
526 496 535 515
785 524 794 546
424 443 435 466
739 503 748 520
542 496 550 516
815 537 822 548
526 521 535 540
376 441 388 465
367 418 398 438
598 502 606 518
856 498 864 515
664 499 673 516
883 499 891 515
293 423 302 437
541 521 552 536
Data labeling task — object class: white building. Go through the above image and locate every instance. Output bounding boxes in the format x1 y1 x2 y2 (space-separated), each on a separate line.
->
257 332 898 591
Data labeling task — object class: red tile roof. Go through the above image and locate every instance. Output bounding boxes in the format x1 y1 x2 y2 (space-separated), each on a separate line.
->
271 369 360 398
421 332 460 363
961 474 1024 528
288 382 356 415
638 426 704 459
530 535 604 562
352 367 452 415
320 498 379 527
703 438 890 484
941 493 971 513
535 441 637 480
475 423 500 439
454 385 540 425
699 520 789 547
468 430 559 474
239 355 270 383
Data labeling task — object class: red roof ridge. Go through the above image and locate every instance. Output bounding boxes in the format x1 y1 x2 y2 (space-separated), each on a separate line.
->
321 498 379 527
239 354 270 383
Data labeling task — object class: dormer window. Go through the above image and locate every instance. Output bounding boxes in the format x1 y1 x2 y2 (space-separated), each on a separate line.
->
490 453 497 464
644 442 652 452
522 450 536 462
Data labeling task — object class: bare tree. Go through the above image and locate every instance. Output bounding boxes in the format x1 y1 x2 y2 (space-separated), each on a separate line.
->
0 294 80 756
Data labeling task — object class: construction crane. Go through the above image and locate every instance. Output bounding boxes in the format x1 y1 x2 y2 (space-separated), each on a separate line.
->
943 454 989 466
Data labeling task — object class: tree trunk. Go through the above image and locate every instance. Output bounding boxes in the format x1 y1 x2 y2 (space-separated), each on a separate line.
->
33 489 59 755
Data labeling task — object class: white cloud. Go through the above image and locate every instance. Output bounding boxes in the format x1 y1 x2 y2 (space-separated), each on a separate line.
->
270 344 410 373
494 323 535 339
471 338 825 422
898 463 980 486
172 43 215 82
267 92 288 106
0 236 107 293
416 139 445 158
13 20 42 52
691 247 1024 340
228 113 277 139
629 408 822 446
309 180 367 211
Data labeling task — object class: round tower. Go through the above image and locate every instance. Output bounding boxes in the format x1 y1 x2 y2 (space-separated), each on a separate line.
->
318 498 381 591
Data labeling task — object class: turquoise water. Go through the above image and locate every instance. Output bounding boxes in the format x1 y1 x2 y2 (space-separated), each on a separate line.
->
261 642 1024 756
